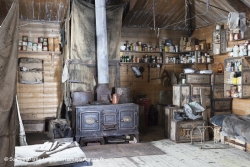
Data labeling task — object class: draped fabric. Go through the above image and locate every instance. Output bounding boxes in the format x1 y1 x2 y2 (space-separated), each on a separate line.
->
64 0 124 106
0 1 19 166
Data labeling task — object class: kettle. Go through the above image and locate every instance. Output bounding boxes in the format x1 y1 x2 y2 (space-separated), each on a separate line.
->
109 93 120 104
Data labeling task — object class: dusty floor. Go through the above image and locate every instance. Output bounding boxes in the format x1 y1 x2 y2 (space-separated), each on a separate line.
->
26 125 250 167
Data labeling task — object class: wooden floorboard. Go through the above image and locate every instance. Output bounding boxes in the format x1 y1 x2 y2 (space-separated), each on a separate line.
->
89 139 250 167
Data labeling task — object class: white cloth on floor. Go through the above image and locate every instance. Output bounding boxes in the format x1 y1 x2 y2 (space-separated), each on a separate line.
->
228 12 240 30
35 141 59 152
14 142 86 167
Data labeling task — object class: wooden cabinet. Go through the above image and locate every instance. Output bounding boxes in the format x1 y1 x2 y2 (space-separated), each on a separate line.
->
18 57 43 84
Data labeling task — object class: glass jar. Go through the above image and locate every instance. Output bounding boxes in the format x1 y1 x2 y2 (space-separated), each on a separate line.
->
234 33 239 40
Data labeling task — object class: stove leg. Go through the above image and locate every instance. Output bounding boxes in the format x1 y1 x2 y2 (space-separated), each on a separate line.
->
75 137 80 143
135 134 139 143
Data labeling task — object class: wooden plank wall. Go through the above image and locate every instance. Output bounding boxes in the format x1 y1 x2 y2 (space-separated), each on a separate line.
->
192 22 250 116
17 20 62 121
120 27 190 106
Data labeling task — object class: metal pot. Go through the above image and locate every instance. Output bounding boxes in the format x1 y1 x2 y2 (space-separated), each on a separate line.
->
72 91 94 106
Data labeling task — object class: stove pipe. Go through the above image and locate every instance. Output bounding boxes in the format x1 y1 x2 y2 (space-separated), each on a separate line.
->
95 0 111 101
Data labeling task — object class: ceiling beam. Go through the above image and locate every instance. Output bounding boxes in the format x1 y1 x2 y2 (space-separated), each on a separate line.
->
226 0 250 19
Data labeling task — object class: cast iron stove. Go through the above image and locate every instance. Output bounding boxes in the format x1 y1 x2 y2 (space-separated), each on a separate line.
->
72 103 139 145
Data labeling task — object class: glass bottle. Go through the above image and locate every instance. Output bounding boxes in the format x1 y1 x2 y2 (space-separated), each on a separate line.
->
206 53 210 63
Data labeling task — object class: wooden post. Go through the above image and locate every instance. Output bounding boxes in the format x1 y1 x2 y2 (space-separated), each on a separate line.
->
200 88 207 122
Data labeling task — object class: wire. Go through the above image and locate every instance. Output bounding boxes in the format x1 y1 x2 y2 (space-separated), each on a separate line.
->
160 8 210 29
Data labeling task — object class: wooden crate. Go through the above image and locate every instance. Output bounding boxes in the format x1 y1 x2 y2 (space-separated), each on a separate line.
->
212 84 224 98
190 95 211 109
186 74 211 84
23 120 44 133
164 106 183 138
211 73 224 85
190 84 211 96
212 111 232 117
232 98 250 116
221 134 250 153
170 119 209 143
172 84 190 107
212 98 232 112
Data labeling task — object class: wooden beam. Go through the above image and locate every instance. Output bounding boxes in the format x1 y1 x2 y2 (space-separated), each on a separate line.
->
106 0 129 6
226 0 250 19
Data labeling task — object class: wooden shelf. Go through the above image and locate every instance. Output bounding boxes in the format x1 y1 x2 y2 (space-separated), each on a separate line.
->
120 50 162 54
120 62 163 65
120 62 212 65
164 50 210 54
18 51 61 55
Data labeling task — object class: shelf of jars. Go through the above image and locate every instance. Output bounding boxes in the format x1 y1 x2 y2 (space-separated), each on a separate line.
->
163 50 211 54
224 56 250 98
120 50 162 54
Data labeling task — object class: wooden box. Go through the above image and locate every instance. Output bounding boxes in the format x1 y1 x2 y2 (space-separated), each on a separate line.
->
23 120 45 133
186 74 211 84
212 84 224 98
53 38 59 44
48 44 54 51
173 84 190 107
190 84 211 96
212 98 232 112
232 98 250 116
48 37 54 45
211 73 224 85
54 44 60 52
223 136 250 153
170 119 209 143
212 110 232 117
164 106 183 138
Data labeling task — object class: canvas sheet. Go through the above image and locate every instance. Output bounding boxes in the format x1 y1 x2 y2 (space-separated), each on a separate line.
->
0 1 19 166
64 0 124 106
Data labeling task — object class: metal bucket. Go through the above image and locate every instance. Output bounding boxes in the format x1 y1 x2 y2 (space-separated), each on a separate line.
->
115 87 130 104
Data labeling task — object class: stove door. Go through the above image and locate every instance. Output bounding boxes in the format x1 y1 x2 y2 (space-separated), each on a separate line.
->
80 110 101 132
102 109 118 130
119 109 137 130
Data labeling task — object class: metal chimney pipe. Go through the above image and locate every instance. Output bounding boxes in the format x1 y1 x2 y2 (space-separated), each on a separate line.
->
95 0 111 101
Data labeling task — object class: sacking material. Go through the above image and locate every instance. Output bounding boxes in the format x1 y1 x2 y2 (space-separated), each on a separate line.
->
184 102 205 120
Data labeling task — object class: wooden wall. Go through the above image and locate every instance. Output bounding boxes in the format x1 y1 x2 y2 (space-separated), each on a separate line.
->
120 27 190 106
17 21 62 121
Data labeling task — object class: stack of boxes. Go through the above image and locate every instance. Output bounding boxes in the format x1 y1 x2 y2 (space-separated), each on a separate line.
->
186 74 212 118
211 73 232 116
166 73 212 142
19 36 60 52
